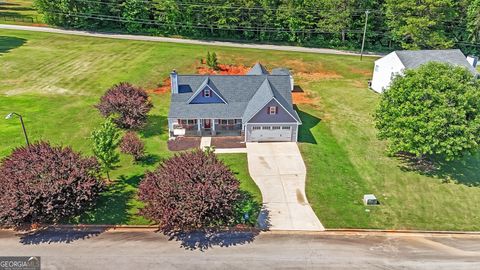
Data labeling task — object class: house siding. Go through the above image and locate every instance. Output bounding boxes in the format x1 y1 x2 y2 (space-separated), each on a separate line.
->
247 99 297 123
189 87 225 104
371 52 405 93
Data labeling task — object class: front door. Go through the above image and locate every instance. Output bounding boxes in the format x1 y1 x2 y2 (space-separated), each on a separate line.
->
204 119 211 129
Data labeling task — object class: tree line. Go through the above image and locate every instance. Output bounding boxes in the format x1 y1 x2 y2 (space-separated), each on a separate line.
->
34 0 480 54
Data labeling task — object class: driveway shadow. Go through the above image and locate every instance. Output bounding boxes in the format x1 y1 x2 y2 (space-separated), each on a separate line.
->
18 227 108 245
167 229 260 251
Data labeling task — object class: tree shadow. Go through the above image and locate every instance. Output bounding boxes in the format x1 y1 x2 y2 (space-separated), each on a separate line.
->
139 115 167 138
76 174 142 224
256 206 272 231
398 153 480 187
0 36 26 55
138 154 161 166
18 226 108 245
296 106 321 144
166 229 260 251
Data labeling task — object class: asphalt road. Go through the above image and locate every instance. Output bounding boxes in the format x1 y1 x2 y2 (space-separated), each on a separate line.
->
1 229 479 270
0 24 382 57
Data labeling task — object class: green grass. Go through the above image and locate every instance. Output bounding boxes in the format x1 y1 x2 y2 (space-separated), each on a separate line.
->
0 0 43 25
1 30 480 230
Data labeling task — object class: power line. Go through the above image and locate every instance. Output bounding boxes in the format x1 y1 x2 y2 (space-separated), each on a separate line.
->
45 9 385 34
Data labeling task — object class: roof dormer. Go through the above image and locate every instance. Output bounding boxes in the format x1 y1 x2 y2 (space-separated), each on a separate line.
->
186 77 227 104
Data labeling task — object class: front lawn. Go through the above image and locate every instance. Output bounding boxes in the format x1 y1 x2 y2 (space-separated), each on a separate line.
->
1 30 480 230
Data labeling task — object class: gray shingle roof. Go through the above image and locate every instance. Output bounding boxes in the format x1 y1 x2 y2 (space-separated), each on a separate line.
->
169 74 300 123
271 68 291 75
395 49 478 74
247 63 270 75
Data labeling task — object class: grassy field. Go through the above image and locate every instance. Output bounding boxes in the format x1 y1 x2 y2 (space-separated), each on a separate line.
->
1 30 480 230
0 0 43 25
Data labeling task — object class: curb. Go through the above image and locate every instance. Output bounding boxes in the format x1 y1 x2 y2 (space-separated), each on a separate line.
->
3 225 480 236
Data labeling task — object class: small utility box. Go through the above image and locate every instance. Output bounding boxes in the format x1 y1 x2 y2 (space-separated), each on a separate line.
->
363 194 379 206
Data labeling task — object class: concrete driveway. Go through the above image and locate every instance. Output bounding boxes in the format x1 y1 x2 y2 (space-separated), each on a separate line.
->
246 142 324 231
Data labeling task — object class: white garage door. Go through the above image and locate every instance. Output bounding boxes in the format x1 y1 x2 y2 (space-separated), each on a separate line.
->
249 126 292 142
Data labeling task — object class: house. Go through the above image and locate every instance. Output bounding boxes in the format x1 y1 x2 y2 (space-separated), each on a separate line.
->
371 49 479 93
167 63 301 142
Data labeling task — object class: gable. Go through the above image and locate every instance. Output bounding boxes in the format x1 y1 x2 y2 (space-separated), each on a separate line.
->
186 78 227 104
247 98 297 123
189 85 225 104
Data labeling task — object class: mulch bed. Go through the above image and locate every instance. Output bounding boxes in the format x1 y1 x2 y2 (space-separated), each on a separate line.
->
211 136 246 149
168 137 201 151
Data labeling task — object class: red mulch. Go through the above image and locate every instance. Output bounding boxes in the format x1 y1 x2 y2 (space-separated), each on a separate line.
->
196 64 250 75
211 136 246 149
168 137 201 151
149 64 250 95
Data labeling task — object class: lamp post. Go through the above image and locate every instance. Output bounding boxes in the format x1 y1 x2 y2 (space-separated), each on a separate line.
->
5 112 30 146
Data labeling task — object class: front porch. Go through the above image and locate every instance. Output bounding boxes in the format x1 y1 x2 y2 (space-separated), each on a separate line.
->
170 118 243 137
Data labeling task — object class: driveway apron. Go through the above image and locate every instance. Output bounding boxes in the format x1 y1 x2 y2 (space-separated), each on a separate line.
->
246 142 324 231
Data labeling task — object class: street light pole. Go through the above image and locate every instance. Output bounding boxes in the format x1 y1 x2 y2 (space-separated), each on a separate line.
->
5 112 30 146
360 10 370 61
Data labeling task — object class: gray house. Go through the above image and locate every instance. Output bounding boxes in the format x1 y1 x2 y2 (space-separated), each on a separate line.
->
168 63 301 142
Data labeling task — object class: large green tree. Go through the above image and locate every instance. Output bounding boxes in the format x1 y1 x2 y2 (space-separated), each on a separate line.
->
375 62 480 161
384 0 456 49
468 0 480 44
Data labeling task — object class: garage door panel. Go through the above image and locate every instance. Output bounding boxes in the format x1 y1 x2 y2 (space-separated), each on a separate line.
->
248 125 293 142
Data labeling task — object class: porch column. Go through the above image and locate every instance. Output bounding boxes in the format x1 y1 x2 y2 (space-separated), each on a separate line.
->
197 119 201 136
212 119 216 136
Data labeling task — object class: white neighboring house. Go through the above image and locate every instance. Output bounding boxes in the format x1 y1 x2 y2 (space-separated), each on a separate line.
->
371 49 479 93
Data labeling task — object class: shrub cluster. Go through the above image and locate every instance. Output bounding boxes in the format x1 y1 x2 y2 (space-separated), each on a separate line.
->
0 142 104 227
120 131 145 161
138 150 240 232
96 82 153 130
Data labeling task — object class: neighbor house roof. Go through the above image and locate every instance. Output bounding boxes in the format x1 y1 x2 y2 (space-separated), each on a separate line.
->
394 49 478 75
169 73 300 123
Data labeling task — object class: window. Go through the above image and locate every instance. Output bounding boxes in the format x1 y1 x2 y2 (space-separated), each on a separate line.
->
268 106 277 115
178 119 197 126
374 65 379 72
272 126 281 130
252 126 261 130
282 126 291 130
220 119 236 125
262 126 271 130
204 89 211 97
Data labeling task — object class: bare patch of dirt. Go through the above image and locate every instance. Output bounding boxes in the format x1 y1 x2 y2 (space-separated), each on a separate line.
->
292 91 318 105
349 67 372 76
296 71 343 80
197 64 250 75
211 136 246 149
168 137 201 151
350 80 368 88
149 77 171 95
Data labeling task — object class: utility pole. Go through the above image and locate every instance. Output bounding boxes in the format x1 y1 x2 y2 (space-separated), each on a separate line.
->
360 10 370 61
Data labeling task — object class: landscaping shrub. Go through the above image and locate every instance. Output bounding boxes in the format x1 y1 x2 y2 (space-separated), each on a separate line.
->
138 150 241 232
91 118 120 181
96 82 153 129
120 131 145 161
0 142 104 227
